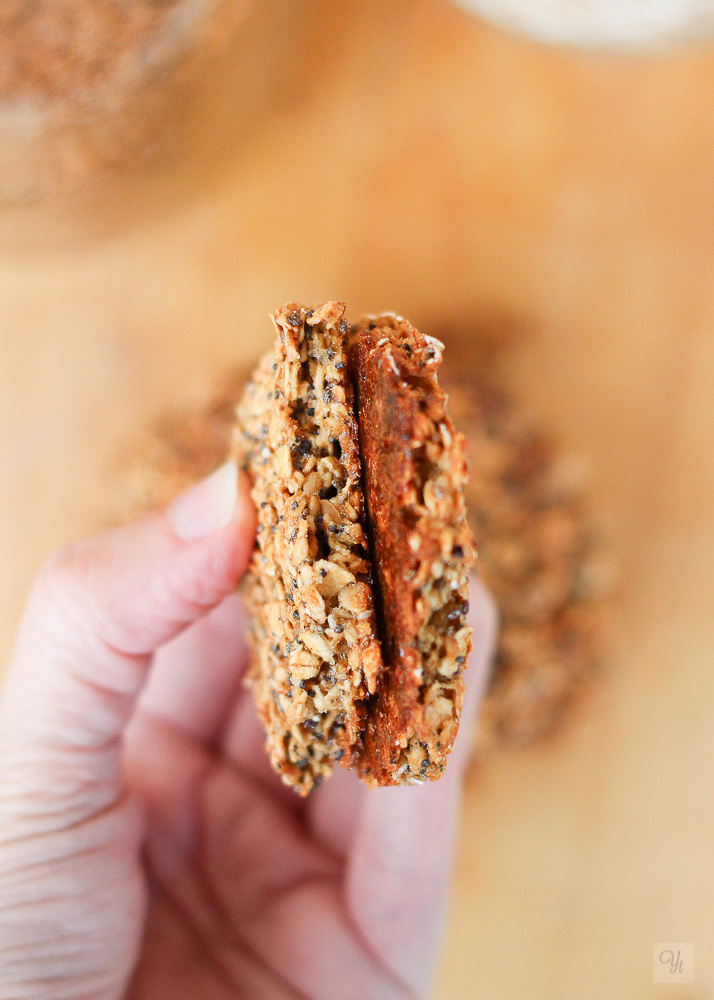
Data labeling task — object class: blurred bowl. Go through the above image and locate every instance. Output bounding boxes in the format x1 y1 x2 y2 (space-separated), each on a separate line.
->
451 0 714 49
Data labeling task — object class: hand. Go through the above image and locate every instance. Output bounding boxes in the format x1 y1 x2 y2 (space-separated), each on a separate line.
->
0 462 496 1000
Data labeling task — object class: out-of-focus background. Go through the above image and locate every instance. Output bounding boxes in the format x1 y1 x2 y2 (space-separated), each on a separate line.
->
1 1 713 996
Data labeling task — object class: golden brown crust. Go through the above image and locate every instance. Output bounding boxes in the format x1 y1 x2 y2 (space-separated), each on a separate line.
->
350 315 475 784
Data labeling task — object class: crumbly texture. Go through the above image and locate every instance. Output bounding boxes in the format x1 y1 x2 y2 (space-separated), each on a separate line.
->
233 304 474 792
110 325 611 763
351 316 474 785
232 302 382 795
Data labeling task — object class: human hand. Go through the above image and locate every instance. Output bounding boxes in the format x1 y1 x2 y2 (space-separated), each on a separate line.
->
0 462 496 1000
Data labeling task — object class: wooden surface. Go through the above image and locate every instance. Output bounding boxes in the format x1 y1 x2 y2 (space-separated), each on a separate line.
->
1 2 714 996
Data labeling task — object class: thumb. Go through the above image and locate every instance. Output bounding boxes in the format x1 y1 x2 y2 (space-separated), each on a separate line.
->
0 462 255 825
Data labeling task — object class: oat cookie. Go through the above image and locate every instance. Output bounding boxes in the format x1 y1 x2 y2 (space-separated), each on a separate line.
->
114 331 610 770
233 302 382 794
234 302 475 794
351 315 475 784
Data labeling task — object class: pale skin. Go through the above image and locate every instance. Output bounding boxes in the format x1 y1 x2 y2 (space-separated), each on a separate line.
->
0 462 496 1000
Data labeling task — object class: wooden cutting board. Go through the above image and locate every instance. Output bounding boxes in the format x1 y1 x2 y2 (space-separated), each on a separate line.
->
1 2 713 995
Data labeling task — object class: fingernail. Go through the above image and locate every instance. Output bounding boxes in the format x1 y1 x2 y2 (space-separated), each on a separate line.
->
168 461 239 542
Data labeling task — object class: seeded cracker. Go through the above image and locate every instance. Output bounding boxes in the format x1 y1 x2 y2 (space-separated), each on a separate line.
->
233 303 382 794
113 325 609 768
235 302 476 792
351 315 475 784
